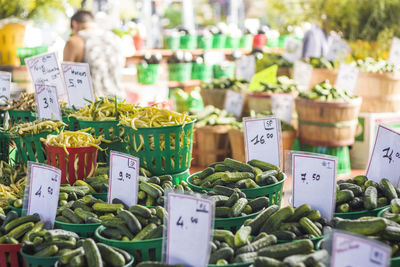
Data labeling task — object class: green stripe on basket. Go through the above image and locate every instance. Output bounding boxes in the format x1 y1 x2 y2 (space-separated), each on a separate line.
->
298 119 357 128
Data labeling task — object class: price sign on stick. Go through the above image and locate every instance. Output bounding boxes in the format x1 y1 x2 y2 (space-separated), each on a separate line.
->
331 230 390 267
388 37 400 66
366 125 400 186
326 37 350 61
224 90 245 117
335 63 359 94
292 152 337 220
165 193 213 266
236 55 256 81
25 162 61 228
0 71 11 102
244 116 282 168
271 94 293 124
61 62 94 109
293 61 313 91
25 52 66 99
34 84 62 120
108 151 139 206
282 37 302 63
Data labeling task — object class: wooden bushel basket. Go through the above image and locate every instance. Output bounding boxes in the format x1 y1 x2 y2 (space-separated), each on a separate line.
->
200 88 249 117
295 97 362 147
308 68 338 89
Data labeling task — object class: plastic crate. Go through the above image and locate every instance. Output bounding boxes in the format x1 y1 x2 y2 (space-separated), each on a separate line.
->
137 64 160 85
214 210 261 232
54 220 101 238
7 110 36 127
168 63 192 82
16 46 48 66
21 250 59 267
0 243 23 267
13 131 53 164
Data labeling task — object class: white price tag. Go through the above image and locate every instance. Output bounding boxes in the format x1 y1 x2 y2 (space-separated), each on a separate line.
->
334 63 359 94
366 125 400 186
0 71 11 103
61 62 94 109
25 162 61 228
25 52 66 99
326 38 350 61
293 61 313 91
34 84 62 120
282 37 303 63
270 94 293 124
235 55 255 81
108 151 140 206
292 152 337 220
388 37 400 67
224 90 245 117
165 193 213 266
204 51 225 65
244 116 282 168
331 231 390 267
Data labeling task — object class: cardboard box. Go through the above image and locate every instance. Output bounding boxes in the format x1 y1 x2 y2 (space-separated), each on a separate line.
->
350 112 400 169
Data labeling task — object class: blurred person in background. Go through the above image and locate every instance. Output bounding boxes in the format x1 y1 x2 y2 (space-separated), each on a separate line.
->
63 10 126 99
302 15 331 58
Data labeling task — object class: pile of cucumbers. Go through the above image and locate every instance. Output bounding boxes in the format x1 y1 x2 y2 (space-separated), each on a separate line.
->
0 211 42 244
56 238 133 267
98 205 166 242
299 80 354 101
201 77 248 91
253 76 299 94
193 105 238 127
210 228 328 266
79 175 109 194
190 158 284 190
206 186 269 218
335 177 397 213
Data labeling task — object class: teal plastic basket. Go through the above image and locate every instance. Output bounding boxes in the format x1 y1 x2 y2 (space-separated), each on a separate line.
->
7 110 36 127
192 63 212 82
212 34 226 49
240 34 253 50
137 64 160 85
54 220 101 238
0 131 10 163
334 205 389 219
180 35 197 50
197 35 212 50
213 62 235 79
163 36 180 50
21 250 59 267
168 63 193 82
225 36 240 49
214 210 261 232
13 131 54 164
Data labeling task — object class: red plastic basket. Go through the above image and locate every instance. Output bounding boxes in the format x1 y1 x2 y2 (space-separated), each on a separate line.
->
45 145 98 185
0 244 23 267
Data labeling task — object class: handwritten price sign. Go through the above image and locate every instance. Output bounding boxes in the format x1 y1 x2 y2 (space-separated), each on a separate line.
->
367 125 400 186
293 61 313 91
34 84 62 120
0 71 11 103
388 37 400 67
235 55 255 81
270 94 293 124
224 90 245 118
165 193 213 266
108 151 139 206
292 152 337 220
335 63 359 94
283 37 302 63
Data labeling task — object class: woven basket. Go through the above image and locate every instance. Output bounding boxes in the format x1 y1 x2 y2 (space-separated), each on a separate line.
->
308 68 338 89
277 67 293 78
354 71 400 113
200 89 227 110
295 97 362 146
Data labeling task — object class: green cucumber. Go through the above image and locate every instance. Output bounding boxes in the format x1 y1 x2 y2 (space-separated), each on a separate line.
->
258 239 314 260
83 238 103 267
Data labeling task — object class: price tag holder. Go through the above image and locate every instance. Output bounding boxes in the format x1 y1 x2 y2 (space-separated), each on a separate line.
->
23 162 61 228
330 230 390 267
270 94 293 124
293 61 313 91
282 37 303 63
164 192 214 266
244 116 282 169
25 52 66 99
108 151 139 206
366 125 400 186
34 84 62 120
235 55 255 81
389 37 400 67
61 62 94 109
326 37 350 62
0 71 11 103
204 51 225 65
291 151 337 220
334 63 359 94
224 90 245 118
249 65 278 91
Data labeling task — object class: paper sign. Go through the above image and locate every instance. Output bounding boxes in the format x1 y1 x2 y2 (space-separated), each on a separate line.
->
224 90 245 117
366 125 400 186
108 151 139 206
25 52 66 99
331 231 391 267
282 37 303 63
34 84 62 120
236 55 256 81
293 61 313 91
25 162 61 228
165 193 213 266
204 51 225 65
61 62 94 109
388 37 400 67
0 71 11 103
249 64 278 91
271 94 293 124
326 38 350 61
334 63 359 94
292 152 337 220
244 116 282 168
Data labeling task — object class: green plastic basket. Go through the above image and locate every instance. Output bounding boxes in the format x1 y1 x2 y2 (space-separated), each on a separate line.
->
278 236 323 249
137 64 160 85
213 63 235 79
0 110 6 127
8 204 22 216
62 116 79 131
191 63 213 82
164 36 180 50
168 63 193 82
171 169 190 185
17 46 48 66
335 205 389 219
21 250 59 267
197 35 212 50
54 220 101 238
7 110 36 127
90 192 108 201
225 36 240 49
187 173 286 205
95 226 162 262
208 263 250 267
123 121 195 176
0 131 10 163
180 35 197 50
13 131 53 164
77 120 125 163
55 258 134 267
392 257 400 267
240 34 253 50
214 210 261 232
212 34 226 49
